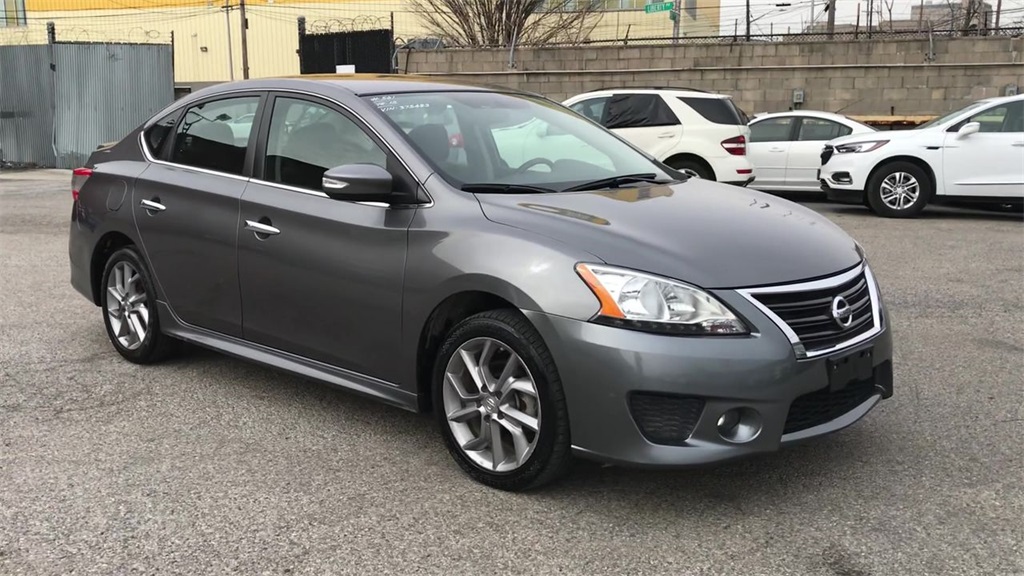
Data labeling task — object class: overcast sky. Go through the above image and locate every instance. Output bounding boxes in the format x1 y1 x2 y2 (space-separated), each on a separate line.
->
716 0 1024 35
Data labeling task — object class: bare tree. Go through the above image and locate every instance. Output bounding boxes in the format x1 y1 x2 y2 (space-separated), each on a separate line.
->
880 0 895 30
944 0 987 34
407 0 604 47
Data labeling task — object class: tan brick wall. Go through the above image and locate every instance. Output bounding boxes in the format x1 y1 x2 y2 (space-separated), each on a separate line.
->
403 36 1024 115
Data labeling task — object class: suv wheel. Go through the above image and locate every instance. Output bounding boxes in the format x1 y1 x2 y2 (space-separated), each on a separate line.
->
666 157 714 180
433 310 571 491
866 162 931 218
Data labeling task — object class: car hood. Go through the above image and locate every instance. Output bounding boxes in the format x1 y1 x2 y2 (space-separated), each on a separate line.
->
829 127 930 147
475 180 862 289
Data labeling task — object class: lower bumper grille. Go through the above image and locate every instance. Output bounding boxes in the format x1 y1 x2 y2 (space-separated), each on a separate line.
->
629 393 705 446
783 377 877 435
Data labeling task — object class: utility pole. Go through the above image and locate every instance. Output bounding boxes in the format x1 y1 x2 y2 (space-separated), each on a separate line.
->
224 1 234 80
866 0 873 37
745 0 751 40
826 0 836 37
994 0 1002 27
239 0 250 79
671 2 680 43
917 0 924 31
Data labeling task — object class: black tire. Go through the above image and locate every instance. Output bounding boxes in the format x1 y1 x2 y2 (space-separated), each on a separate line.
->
432 309 572 491
866 161 932 218
666 157 714 181
100 246 179 364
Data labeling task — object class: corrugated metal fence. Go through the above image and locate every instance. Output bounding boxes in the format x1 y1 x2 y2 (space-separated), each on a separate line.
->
0 43 173 168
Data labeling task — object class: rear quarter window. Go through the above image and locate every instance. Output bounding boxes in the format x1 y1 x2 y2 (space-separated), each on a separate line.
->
679 97 747 125
144 110 181 158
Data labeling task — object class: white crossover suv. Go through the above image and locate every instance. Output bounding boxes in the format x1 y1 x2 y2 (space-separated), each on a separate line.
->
563 88 756 186
820 94 1024 217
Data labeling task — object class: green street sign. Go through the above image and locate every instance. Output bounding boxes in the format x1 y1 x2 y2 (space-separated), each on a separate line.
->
644 1 674 13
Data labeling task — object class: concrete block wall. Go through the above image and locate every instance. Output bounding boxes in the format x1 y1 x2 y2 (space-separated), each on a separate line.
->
402 36 1024 116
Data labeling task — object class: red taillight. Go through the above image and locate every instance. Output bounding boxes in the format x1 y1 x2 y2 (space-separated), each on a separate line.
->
721 135 746 156
71 167 92 201
449 133 463 148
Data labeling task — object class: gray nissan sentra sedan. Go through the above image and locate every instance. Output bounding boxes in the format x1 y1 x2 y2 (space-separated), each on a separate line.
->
68 75 894 491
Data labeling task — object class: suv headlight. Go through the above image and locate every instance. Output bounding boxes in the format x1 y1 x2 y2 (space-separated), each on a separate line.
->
834 140 888 154
575 263 749 335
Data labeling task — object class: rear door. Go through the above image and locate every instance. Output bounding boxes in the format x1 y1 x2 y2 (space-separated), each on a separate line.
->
747 116 796 189
787 117 854 190
236 93 416 382
132 93 264 337
597 94 683 159
942 100 1024 198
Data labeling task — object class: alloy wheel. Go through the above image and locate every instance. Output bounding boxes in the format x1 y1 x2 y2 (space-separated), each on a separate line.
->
879 172 920 211
442 337 541 472
105 261 150 351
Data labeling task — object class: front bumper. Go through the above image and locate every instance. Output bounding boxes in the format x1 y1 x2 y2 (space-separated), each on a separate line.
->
819 152 874 201
523 288 893 468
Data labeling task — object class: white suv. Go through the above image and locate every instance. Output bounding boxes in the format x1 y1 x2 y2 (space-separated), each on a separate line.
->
821 94 1024 218
563 88 756 186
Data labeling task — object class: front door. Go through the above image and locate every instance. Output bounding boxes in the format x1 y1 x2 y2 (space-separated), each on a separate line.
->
942 100 1024 198
237 94 415 382
132 93 263 337
786 117 854 190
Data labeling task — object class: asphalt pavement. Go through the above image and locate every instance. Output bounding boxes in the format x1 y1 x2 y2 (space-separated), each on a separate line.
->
1 172 1022 575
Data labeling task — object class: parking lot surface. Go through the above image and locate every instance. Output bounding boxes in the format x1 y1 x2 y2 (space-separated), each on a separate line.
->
1 173 1022 575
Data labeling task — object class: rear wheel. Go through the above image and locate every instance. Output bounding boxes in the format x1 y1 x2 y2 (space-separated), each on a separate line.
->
433 310 571 491
866 161 931 218
100 246 179 364
666 157 714 180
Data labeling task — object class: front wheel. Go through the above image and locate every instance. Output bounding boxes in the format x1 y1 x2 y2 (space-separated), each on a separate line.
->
866 162 931 218
433 310 572 491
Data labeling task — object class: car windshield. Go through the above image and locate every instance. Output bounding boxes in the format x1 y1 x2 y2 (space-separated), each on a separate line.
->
363 91 675 192
915 101 988 130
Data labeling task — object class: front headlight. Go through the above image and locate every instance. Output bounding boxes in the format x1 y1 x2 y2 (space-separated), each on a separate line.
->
834 140 889 154
575 263 749 335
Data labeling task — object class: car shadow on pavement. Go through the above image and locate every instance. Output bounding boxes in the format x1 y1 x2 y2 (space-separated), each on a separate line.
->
827 204 1024 222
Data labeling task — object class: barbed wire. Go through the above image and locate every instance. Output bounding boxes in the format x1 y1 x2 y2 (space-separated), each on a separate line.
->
305 16 391 33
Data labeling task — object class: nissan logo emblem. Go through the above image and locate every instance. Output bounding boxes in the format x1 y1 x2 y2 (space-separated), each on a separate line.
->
831 296 854 328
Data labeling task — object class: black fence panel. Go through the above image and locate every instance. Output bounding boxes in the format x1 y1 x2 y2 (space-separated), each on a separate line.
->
299 28 394 74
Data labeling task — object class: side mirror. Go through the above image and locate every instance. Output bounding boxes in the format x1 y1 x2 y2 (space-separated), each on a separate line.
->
957 121 980 138
322 164 393 201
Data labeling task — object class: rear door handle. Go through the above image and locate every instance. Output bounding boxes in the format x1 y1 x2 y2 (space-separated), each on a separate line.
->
657 133 675 139
245 220 280 236
1012 142 1024 147
140 199 166 212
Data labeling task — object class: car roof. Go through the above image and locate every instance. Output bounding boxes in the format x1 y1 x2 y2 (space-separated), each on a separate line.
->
572 87 730 99
750 110 857 123
189 74 535 98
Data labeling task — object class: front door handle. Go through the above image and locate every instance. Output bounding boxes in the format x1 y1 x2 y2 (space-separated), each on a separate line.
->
770 147 786 153
140 199 166 212
245 219 280 237
1012 142 1024 147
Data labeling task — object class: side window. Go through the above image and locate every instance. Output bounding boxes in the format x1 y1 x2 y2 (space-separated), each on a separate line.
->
570 98 608 125
970 101 1023 133
749 117 794 143
604 94 679 129
263 97 387 191
796 118 848 141
144 110 180 159
170 96 259 175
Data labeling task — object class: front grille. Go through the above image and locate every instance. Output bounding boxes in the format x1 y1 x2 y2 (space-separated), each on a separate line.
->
628 393 705 446
821 145 834 166
784 377 876 434
751 268 876 355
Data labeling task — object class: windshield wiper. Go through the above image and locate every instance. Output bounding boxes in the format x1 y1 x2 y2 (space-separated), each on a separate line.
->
562 173 673 192
461 183 556 194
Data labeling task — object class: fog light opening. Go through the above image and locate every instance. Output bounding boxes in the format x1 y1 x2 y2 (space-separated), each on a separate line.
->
716 408 763 444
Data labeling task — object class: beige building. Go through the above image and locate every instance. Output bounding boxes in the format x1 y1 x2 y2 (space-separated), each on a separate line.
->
1 0 721 82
